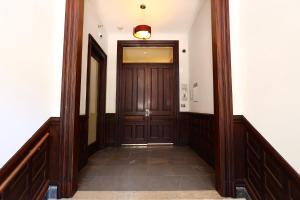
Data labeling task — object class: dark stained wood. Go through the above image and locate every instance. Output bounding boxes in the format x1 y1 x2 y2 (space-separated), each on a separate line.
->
59 0 84 197
211 0 234 196
31 141 48 200
87 142 99 157
48 117 61 189
78 115 88 170
85 34 107 150
0 163 31 200
233 115 300 199
78 36 107 171
120 64 148 144
105 113 117 146
177 112 190 146
0 121 52 200
117 41 179 144
188 113 215 167
232 116 247 187
0 120 49 184
148 64 176 143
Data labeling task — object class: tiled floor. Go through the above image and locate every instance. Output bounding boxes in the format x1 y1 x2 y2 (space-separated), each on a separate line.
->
72 146 224 199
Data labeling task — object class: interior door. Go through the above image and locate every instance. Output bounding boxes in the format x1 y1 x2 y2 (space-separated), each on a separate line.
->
147 64 175 143
120 64 148 144
119 43 178 144
87 56 101 147
120 65 176 144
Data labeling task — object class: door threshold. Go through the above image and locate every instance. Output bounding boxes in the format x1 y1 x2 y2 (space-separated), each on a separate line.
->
121 143 173 146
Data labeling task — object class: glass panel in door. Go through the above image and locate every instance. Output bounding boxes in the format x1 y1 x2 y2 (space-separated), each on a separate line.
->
123 47 174 63
88 56 100 145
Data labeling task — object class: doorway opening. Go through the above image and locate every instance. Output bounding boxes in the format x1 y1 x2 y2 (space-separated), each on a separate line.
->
116 41 179 145
60 0 233 198
78 34 107 170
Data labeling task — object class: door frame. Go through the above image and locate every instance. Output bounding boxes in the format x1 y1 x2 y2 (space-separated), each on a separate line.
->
59 0 234 197
85 34 107 154
116 40 180 145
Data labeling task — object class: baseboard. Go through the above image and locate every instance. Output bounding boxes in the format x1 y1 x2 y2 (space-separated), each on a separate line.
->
233 115 300 199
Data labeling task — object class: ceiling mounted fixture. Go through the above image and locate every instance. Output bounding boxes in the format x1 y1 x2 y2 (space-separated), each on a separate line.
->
133 4 151 40
133 25 151 40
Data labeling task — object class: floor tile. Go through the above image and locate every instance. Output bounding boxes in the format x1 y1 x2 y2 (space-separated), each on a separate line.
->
75 146 220 199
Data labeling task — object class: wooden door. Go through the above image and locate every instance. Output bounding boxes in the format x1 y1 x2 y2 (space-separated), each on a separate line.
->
79 35 107 169
117 41 179 144
119 63 176 144
120 64 148 144
147 64 175 143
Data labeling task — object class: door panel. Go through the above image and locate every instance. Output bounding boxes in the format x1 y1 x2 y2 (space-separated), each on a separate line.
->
87 56 100 145
149 66 174 115
148 118 174 143
148 65 175 143
121 65 147 144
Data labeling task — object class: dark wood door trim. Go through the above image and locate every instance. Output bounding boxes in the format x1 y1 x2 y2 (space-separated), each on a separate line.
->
85 34 107 151
116 40 180 145
77 34 108 167
60 0 233 197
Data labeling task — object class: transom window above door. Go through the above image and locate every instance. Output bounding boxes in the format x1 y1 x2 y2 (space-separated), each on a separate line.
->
123 47 174 63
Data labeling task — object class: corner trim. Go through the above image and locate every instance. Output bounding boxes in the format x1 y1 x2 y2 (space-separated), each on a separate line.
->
59 0 84 197
211 0 234 196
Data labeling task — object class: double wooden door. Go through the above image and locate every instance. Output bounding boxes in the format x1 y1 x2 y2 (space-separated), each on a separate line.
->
119 63 177 144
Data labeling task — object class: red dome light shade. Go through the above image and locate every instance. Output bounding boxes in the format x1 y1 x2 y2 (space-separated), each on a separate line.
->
133 25 151 40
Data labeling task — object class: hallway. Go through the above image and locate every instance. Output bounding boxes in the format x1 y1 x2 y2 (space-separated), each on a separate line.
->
73 146 223 199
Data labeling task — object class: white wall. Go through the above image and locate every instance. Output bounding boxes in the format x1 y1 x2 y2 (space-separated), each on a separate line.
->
188 0 214 114
80 0 108 115
0 0 66 167
230 0 300 173
105 32 190 113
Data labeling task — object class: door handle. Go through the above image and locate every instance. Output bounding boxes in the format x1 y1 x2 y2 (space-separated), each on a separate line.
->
145 109 151 117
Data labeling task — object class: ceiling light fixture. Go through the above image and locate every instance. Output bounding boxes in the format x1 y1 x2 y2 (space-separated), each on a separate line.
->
133 4 151 40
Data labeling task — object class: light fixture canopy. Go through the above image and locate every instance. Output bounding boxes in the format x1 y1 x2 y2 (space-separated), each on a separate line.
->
133 25 151 40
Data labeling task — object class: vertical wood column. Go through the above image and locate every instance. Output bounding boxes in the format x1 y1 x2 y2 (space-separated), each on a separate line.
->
211 0 234 196
59 0 84 197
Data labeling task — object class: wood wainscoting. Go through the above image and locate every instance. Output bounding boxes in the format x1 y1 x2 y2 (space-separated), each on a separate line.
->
78 115 88 170
178 113 300 199
0 117 61 200
78 114 117 169
233 116 300 199
178 113 215 167
79 112 300 200
47 118 61 191
105 113 117 146
177 112 190 146
189 113 215 167
177 113 216 167
102 112 215 167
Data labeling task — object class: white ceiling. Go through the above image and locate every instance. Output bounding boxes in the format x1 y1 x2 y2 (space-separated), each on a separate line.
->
90 0 204 34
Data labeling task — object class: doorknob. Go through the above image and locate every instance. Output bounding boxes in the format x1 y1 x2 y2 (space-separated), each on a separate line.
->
145 109 151 117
